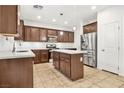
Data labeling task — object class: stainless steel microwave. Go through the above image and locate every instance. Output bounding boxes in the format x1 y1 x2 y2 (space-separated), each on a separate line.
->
48 36 57 43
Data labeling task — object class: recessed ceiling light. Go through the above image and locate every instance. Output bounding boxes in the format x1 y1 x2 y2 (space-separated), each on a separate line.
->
64 21 68 24
37 16 41 19
73 26 77 31
52 19 56 22
91 6 96 10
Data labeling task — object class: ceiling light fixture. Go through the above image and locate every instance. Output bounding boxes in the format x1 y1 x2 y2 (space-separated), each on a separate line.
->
73 26 77 31
52 19 56 22
64 21 68 24
91 6 96 10
37 16 41 19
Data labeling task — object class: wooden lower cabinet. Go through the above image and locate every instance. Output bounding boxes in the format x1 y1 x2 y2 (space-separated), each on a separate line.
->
32 49 49 64
60 53 71 77
32 50 41 64
41 50 49 62
53 52 60 70
0 58 33 88
53 52 84 80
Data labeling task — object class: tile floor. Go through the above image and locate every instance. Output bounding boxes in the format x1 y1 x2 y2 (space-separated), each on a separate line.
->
33 63 124 88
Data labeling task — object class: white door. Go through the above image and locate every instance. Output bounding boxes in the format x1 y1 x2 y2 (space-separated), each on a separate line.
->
101 21 119 74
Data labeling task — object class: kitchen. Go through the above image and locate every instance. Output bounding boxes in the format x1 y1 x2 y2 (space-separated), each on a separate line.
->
0 5 124 88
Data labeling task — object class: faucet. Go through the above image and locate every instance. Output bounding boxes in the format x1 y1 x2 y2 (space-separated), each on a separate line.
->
12 42 16 52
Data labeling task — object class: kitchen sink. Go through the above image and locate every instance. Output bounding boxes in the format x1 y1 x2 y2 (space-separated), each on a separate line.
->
15 50 29 53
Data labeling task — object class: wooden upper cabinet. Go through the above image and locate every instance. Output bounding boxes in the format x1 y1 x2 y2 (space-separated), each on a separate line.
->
24 26 31 41
39 28 47 42
68 32 74 42
90 22 97 32
58 31 74 42
57 31 64 42
47 29 57 36
23 25 74 43
83 22 97 34
0 5 17 34
30 27 40 42
63 32 69 42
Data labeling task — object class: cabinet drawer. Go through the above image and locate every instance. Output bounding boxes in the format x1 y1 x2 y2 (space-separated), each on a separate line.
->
60 53 70 59
60 57 65 61
65 59 70 63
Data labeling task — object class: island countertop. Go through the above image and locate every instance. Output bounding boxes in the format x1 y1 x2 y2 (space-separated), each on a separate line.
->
51 49 88 54
0 50 35 60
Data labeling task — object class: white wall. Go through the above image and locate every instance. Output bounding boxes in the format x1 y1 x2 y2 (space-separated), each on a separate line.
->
74 22 83 50
24 20 73 32
97 6 124 76
15 41 76 50
0 35 14 52
0 36 76 52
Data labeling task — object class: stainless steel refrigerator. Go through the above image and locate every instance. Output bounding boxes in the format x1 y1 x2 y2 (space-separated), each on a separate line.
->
81 32 97 67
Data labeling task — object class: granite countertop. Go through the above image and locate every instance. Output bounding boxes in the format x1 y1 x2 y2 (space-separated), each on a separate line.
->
51 49 88 54
31 48 49 50
0 50 35 60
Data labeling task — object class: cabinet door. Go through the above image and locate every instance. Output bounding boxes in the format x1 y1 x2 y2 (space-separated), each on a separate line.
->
0 6 2 33
48 29 57 36
83 22 97 34
39 28 47 42
60 53 66 74
68 32 74 42
53 52 60 69
53 52 56 66
57 31 64 42
90 22 97 32
0 5 17 34
83 25 90 34
32 50 40 64
30 27 40 41
64 32 69 42
24 26 31 41
41 50 49 62
65 58 71 77
60 59 65 74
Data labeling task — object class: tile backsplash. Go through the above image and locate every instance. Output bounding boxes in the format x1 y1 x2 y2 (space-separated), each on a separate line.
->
15 41 75 50
0 36 75 51
0 36 14 52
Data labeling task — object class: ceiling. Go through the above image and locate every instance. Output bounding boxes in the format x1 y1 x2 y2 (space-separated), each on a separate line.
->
20 5 110 28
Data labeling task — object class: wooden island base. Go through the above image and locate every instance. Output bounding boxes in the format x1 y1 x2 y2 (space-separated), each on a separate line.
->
53 51 84 81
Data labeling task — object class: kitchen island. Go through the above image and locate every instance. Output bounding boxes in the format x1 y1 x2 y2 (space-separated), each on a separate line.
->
0 50 35 88
52 50 87 81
